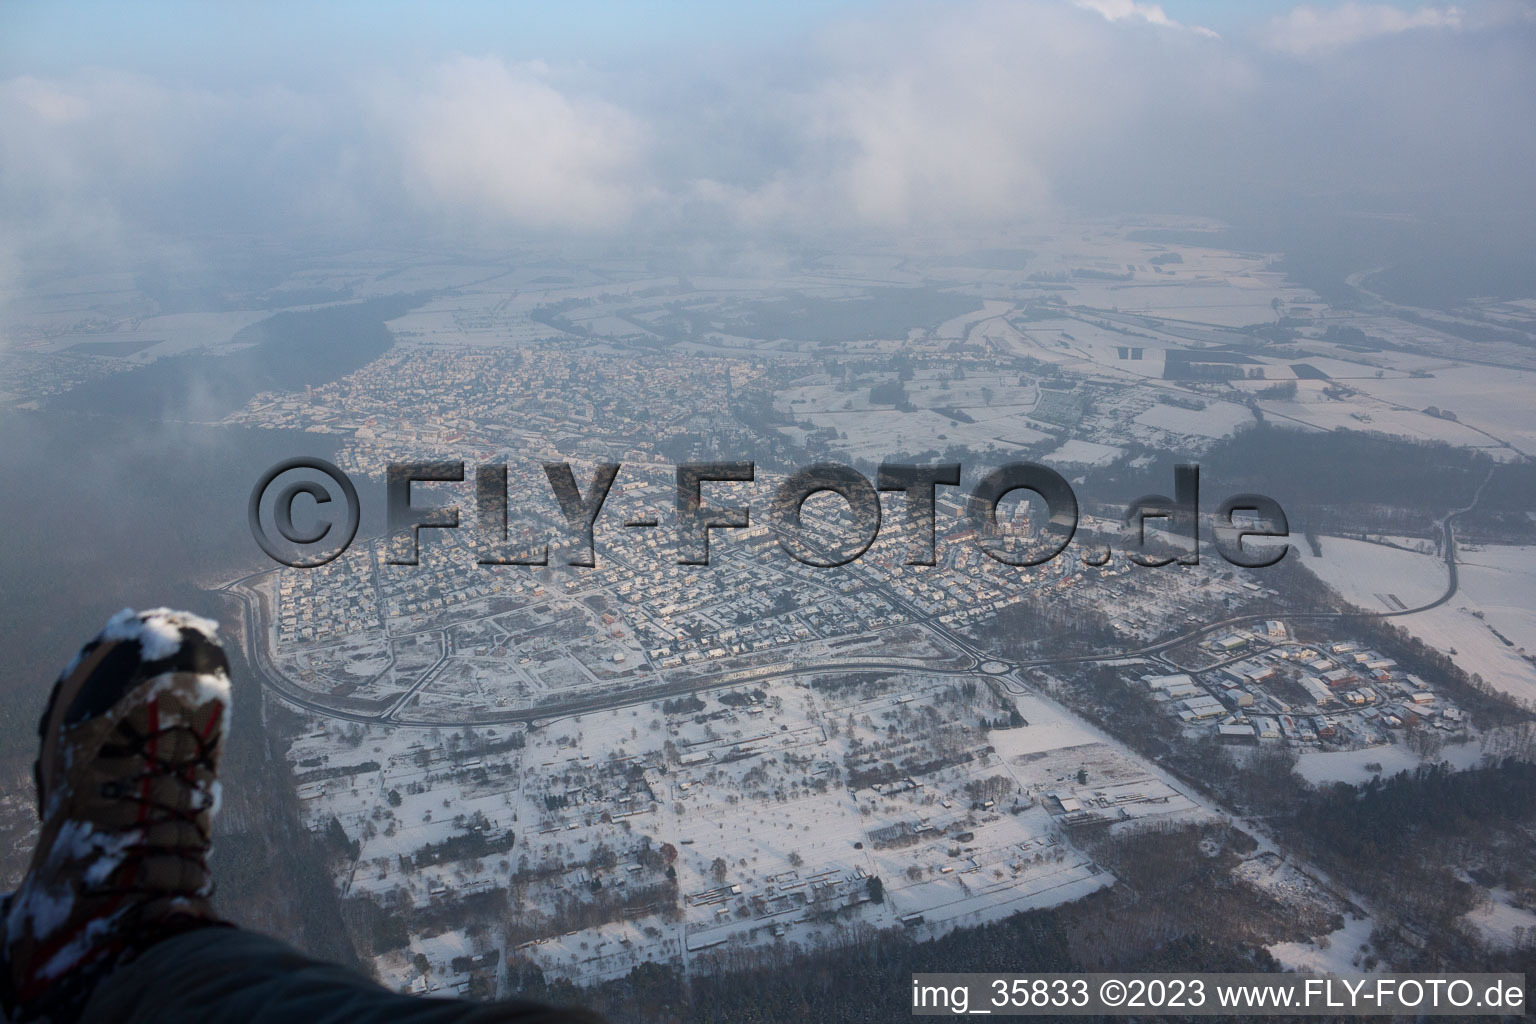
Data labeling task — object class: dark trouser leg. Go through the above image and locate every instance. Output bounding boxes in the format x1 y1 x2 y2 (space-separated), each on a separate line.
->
83 927 602 1024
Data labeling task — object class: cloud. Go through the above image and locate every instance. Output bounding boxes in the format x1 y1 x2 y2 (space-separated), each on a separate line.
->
0 72 194 335
0 0 1531 268
1262 3 1463 56
1074 0 1218 37
683 0 1243 233
377 57 650 233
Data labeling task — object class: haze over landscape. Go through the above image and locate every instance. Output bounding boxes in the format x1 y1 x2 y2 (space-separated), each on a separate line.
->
2 1 1535 1017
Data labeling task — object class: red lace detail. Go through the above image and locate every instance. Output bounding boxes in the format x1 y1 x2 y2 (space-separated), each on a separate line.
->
18 698 223 1004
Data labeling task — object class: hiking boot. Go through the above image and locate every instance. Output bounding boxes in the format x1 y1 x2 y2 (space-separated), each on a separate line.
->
2 608 233 1023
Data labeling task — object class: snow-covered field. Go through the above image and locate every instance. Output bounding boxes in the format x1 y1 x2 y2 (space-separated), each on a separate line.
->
1260 391 1503 452
1298 536 1447 612
1269 914 1378 973
43 309 274 358
1132 400 1253 439
1251 358 1536 458
283 668 1211 992
1300 538 1536 704
1466 888 1536 950
1044 440 1123 467
1294 740 1488 787
1350 364 1536 458
1409 550 1536 704
1062 280 1305 329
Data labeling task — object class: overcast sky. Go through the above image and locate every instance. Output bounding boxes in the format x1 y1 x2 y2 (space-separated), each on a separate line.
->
2 0 1533 287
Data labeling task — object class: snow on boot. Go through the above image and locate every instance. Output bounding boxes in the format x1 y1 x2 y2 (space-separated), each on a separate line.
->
2 608 232 1023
